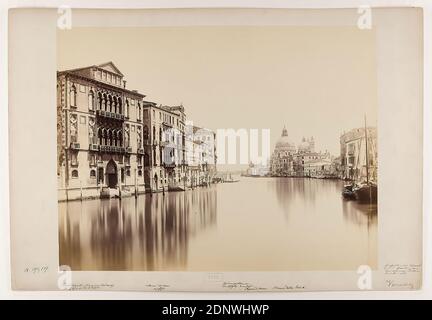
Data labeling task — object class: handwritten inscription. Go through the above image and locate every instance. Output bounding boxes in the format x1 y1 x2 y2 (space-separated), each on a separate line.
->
384 264 421 275
24 266 49 274
70 283 115 291
385 280 415 290
273 284 306 290
145 284 171 292
222 282 267 291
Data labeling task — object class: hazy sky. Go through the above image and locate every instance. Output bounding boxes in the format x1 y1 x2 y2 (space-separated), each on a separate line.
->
58 26 377 159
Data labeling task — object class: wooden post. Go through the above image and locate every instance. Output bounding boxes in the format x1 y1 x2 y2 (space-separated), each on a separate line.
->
134 168 137 198
80 180 83 201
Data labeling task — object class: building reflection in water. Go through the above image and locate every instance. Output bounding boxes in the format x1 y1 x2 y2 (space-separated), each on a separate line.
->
59 187 217 271
59 177 377 271
342 201 377 226
270 177 377 223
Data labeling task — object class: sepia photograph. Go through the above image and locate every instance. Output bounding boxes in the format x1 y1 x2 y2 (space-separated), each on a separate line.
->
57 26 378 272
6 4 425 295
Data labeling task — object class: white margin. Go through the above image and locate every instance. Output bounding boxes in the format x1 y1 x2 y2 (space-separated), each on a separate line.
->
0 0 431 300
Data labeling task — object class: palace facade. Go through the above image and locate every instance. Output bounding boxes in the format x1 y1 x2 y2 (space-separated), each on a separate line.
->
57 62 216 201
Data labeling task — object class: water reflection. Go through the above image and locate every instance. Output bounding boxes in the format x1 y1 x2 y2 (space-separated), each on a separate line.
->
59 177 377 271
342 200 378 226
269 177 376 223
59 187 217 271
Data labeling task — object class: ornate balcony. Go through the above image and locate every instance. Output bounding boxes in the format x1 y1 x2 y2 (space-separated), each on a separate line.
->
89 144 99 151
99 145 126 153
96 110 125 121
125 146 132 153
163 162 176 168
70 142 80 150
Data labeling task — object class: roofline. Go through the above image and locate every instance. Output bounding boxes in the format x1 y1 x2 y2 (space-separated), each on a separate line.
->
96 61 125 76
57 71 146 98
145 104 186 116
58 62 125 77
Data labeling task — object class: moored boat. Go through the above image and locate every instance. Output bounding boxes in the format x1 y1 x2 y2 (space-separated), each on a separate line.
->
342 184 356 200
341 114 378 204
353 183 377 203
224 179 239 183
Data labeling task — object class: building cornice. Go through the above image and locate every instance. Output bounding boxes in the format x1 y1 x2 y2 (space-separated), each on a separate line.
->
57 71 146 98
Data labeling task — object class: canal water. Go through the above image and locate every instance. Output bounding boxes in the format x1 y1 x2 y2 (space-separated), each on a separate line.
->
59 177 377 271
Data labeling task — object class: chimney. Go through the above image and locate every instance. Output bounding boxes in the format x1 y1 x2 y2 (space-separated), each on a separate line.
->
123 80 127 88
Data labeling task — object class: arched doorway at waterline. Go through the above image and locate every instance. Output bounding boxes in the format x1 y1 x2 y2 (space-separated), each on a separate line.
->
98 167 104 184
144 170 151 189
154 173 158 190
106 159 118 188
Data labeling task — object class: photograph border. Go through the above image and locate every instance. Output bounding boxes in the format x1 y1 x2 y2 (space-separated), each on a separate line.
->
8 6 423 293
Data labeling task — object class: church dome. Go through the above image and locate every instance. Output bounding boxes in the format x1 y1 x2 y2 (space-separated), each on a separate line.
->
275 127 296 153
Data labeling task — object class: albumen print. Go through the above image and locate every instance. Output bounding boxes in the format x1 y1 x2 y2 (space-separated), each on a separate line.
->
57 26 378 272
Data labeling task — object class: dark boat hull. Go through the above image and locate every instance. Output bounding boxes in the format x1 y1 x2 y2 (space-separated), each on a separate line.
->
354 185 378 203
342 184 356 200
342 190 356 200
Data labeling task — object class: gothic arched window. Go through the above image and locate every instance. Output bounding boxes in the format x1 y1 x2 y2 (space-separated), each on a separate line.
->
118 97 122 115
112 96 117 114
70 85 77 107
103 93 107 111
137 104 141 121
113 131 118 146
118 131 123 147
98 128 102 145
102 128 107 145
97 92 102 109
108 95 113 112
125 100 130 118
88 90 94 110
144 152 150 166
107 129 112 146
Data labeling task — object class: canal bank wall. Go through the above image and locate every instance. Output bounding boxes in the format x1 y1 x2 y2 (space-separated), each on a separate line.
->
58 182 214 202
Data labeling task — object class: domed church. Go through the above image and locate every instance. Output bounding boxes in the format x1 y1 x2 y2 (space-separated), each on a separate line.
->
270 126 296 176
274 126 296 154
